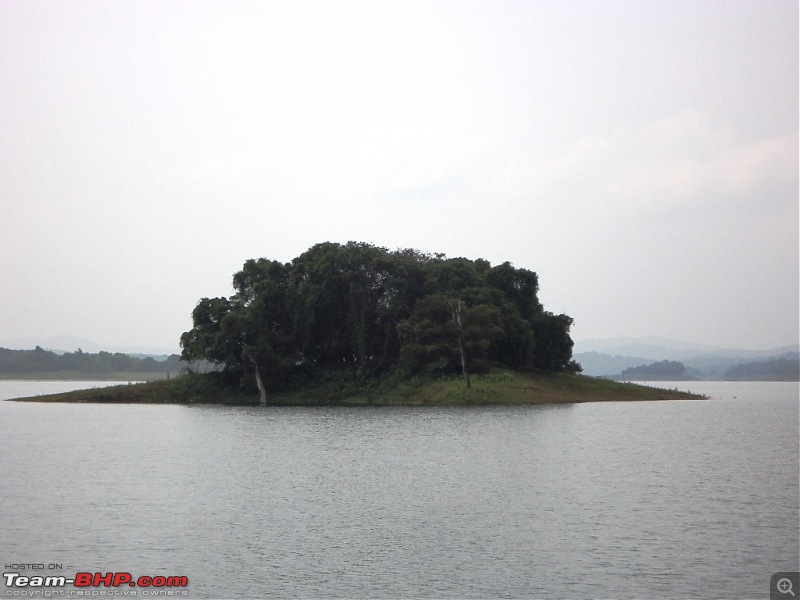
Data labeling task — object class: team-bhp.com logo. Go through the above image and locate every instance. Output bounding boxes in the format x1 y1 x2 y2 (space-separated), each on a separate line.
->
4 572 188 596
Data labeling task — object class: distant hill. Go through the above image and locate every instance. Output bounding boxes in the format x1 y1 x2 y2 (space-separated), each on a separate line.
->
574 336 799 380
0 346 183 376
573 352 657 377
724 357 800 381
616 360 689 381
0 335 179 356
0 347 215 378
574 336 720 360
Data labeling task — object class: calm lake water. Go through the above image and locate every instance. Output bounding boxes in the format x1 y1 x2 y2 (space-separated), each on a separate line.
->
1 380 798 599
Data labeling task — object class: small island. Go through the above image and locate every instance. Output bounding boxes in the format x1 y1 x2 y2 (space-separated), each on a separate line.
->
10 242 704 405
8 371 703 404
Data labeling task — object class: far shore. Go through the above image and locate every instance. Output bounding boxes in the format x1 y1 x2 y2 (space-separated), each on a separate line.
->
0 371 179 382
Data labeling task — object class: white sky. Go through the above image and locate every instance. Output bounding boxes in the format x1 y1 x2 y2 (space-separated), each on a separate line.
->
1 0 797 352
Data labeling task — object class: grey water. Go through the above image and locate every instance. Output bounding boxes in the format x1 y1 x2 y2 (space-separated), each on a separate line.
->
1 381 798 599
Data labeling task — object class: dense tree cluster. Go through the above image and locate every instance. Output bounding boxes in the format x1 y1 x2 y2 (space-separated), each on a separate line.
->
0 346 184 375
724 356 800 381
619 360 687 380
180 242 578 397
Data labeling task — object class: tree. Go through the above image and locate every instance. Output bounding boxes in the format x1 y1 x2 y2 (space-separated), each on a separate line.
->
487 261 542 320
180 242 577 401
529 312 576 372
397 294 457 376
396 293 505 381
449 299 470 388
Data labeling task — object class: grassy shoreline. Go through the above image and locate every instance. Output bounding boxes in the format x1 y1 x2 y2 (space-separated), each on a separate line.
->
5 371 705 405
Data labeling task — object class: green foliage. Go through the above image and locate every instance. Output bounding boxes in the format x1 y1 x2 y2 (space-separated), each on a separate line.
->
180 242 578 397
529 312 576 371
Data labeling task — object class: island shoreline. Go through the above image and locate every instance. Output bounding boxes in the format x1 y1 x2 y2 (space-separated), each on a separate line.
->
5 372 706 405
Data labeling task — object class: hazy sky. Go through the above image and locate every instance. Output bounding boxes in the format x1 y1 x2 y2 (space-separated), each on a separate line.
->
1 0 797 353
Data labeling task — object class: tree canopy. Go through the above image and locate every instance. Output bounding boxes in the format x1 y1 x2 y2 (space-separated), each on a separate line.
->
180 242 578 396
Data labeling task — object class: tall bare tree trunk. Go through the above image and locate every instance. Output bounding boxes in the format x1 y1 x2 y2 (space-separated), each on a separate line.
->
450 299 470 388
253 362 267 407
245 349 267 406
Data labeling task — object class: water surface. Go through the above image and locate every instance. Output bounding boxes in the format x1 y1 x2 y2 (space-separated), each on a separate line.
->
1 381 797 599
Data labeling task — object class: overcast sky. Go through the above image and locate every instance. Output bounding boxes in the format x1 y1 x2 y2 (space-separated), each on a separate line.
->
1 0 797 353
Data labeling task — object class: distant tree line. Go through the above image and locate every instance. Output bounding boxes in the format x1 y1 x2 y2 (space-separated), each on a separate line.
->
180 242 579 399
617 355 800 382
724 356 799 381
619 360 687 380
0 346 185 375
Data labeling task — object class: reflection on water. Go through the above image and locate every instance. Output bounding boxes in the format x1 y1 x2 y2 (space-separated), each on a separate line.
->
1 381 798 599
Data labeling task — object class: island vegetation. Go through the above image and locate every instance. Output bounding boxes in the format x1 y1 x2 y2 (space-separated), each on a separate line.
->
11 370 703 405
606 355 800 382
616 360 689 381
178 242 582 403
9 242 705 404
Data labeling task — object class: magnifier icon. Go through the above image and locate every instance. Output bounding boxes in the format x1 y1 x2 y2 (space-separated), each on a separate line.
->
778 578 796 596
